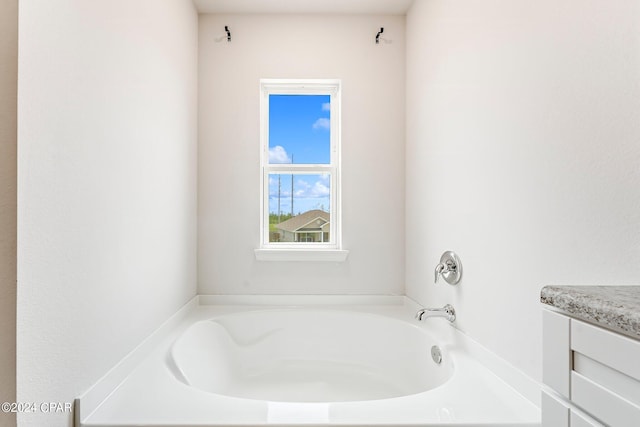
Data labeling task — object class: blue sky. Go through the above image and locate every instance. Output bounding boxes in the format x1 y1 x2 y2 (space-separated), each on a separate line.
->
268 95 331 215
268 173 330 216
269 94 330 164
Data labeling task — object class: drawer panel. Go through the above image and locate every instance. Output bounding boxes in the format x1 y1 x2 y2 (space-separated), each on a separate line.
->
571 319 640 381
573 352 640 407
571 371 640 427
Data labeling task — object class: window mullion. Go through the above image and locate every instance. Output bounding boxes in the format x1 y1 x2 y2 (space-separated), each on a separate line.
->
266 165 333 174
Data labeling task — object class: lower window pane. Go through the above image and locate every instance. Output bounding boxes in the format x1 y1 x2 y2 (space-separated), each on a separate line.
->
268 173 331 243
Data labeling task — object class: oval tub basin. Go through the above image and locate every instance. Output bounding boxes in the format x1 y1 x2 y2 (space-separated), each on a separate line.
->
170 309 452 403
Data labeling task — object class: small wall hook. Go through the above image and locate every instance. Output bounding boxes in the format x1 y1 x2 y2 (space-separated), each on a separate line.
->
225 25 231 42
375 27 384 44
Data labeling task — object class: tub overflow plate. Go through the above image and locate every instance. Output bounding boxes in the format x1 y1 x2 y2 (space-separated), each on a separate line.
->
431 345 443 364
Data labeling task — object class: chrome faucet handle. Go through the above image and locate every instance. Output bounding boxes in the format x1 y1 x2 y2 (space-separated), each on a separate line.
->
434 251 462 285
434 263 445 283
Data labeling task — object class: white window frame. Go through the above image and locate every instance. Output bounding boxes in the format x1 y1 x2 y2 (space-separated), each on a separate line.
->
256 79 347 261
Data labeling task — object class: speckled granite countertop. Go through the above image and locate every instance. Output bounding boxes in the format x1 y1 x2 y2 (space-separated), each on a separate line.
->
541 286 640 339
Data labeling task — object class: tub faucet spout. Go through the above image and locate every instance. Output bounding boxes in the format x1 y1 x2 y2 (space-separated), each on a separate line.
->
415 304 456 323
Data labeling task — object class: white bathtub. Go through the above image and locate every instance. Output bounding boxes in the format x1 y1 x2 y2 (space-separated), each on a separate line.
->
171 309 453 403
78 296 540 426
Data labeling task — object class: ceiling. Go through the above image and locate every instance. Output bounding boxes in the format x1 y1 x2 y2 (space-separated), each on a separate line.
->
193 0 415 15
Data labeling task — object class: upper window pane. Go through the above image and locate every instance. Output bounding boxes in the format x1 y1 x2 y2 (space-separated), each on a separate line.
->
268 95 330 164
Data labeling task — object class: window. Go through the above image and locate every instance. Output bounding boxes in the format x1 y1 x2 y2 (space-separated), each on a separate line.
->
258 79 345 260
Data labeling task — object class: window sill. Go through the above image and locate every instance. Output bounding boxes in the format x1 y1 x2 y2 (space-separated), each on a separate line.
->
254 249 349 262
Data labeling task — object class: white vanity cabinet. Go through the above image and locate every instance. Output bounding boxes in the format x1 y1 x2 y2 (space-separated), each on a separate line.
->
542 309 640 427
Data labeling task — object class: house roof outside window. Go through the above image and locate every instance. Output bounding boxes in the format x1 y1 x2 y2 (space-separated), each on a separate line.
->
275 209 329 233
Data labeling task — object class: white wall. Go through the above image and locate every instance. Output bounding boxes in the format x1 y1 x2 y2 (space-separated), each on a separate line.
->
406 0 640 383
17 0 198 425
0 0 17 426
199 14 405 295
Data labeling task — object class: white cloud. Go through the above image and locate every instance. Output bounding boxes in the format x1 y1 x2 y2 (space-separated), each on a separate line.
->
322 102 331 111
270 175 331 214
291 178 329 198
310 181 330 197
312 117 330 131
294 179 310 197
268 145 291 164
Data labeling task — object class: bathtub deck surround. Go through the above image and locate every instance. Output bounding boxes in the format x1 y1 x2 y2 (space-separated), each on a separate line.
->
76 295 540 427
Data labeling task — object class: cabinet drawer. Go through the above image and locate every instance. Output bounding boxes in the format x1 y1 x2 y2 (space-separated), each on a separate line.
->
571 371 640 427
571 319 640 382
